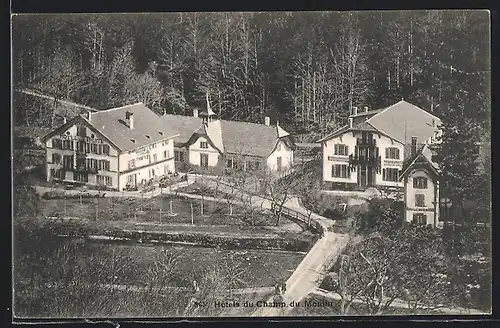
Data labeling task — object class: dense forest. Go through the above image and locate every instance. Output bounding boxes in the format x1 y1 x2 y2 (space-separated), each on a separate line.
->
12 10 490 139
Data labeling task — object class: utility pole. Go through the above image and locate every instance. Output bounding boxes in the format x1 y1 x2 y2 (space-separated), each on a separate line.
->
190 202 194 225
95 196 99 220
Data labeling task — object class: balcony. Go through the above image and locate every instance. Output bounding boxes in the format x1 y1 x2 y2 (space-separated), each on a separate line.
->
349 154 381 168
72 166 98 174
356 138 376 147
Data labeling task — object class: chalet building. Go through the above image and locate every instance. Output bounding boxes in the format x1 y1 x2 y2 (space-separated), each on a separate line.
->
400 144 440 227
42 103 178 191
161 94 295 173
317 100 442 190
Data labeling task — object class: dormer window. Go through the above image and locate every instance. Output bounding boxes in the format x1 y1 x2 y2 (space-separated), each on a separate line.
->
66 131 70 135
130 138 136 143
158 131 164 136
145 135 151 139
91 134 95 139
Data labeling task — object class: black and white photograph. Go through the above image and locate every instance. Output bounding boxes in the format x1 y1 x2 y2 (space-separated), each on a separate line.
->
11 10 491 318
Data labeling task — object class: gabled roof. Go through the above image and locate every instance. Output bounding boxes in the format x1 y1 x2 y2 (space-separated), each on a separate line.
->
367 100 441 144
317 100 442 145
89 103 178 152
316 121 395 143
399 144 440 180
161 114 293 158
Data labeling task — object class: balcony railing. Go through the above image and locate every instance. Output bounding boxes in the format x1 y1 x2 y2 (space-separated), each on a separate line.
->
72 166 98 174
349 154 381 168
356 138 376 146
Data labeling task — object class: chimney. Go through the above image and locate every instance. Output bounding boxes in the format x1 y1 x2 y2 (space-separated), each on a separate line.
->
87 111 92 122
63 116 67 124
193 108 199 118
364 106 369 113
353 106 358 116
264 116 271 126
411 136 418 157
432 119 435 127
348 117 353 128
126 111 134 129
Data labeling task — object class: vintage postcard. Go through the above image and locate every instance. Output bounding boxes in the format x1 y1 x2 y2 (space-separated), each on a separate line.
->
11 10 491 319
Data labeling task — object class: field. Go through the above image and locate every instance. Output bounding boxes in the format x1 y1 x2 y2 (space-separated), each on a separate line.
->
14 239 304 318
37 195 309 235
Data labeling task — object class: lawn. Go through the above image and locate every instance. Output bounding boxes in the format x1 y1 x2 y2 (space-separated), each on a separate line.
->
38 194 306 231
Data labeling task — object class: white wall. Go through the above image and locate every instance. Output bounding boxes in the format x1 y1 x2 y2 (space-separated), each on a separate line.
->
117 137 176 190
187 136 221 168
322 133 357 184
404 169 438 226
45 123 119 189
377 134 404 188
266 139 294 171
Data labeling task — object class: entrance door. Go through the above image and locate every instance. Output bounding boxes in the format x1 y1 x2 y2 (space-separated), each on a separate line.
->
277 157 282 171
359 166 367 187
367 167 374 187
200 153 209 168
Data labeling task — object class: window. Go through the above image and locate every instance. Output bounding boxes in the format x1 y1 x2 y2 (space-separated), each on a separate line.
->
332 164 350 178
413 177 428 189
200 141 208 149
226 158 234 169
163 150 170 159
385 147 400 159
175 150 185 162
413 213 427 225
200 153 209 168
53 139 62 149
77 126 86 138
149 169 155 178
74 172 88 183
103 144 110 155
52 153 61 164
153 154 158 162
126 174 137 186
164 164 170 174
277 144 282 151
63 155 73 169
383 168 400 182
128 159 136 169
415 194 425 207
334 144 349 156
145 135 151 139
97 175 112 186
97 160 110 171
50 168 66 180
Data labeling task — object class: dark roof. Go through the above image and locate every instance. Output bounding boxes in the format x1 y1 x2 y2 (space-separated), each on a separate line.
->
88 103 178 152
367 100 441 144
161 114 291 158
162 114 203 144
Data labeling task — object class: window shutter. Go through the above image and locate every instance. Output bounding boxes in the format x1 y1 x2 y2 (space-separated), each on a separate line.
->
347 166 351 178
334 144 338 155
385 148 389 158
398 170 402 180
345 145 349 155
382 169 386 181
332 165 335 177
396 148 400 159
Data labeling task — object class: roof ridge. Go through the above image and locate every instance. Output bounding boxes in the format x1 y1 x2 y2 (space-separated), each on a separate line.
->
366 100 404 123
163 113 276 129
97 102 145 113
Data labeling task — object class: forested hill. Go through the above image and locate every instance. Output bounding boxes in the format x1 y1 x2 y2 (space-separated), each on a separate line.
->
12 11 490 140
